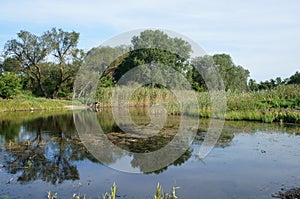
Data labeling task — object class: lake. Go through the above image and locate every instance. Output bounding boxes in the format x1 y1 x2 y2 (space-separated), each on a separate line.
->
0 109 299 199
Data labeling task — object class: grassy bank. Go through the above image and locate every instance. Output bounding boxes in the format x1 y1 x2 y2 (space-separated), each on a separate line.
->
1 85 299 123
94 84 300 123
224 84 300 123
0 95 72 112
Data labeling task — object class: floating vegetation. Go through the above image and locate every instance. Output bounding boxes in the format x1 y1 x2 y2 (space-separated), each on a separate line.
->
272 187 300 199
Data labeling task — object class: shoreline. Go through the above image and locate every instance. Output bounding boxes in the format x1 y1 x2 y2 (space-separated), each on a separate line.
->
1 100 299 124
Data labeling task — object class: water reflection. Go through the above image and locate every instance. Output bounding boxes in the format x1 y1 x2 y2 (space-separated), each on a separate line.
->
0 120 21 142
74 108 197 173
0 109 299 184
1 113 96 184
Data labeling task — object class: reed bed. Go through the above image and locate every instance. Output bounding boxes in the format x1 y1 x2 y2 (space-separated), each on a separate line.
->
94 84 300 123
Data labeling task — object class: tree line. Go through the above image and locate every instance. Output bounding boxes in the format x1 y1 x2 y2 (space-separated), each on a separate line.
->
248 71 300 91
0 28 299 99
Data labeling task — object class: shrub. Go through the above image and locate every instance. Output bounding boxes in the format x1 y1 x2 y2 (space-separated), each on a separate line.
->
0 72 22 99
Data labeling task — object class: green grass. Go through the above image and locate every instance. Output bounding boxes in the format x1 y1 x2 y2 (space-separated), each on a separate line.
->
93 84 300 123
0 110 72 124
224 84 300 123
2 84 299 123
0 94 72 112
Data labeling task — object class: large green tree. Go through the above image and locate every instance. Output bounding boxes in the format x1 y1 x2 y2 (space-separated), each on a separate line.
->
4 30 49 97
111 30 192 87
44 28 83 98
73 46 128 99
212 54 249 91
4 28 82 98
191 54 249 91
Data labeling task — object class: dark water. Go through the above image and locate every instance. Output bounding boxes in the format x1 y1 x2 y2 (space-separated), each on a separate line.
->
0 109 300 199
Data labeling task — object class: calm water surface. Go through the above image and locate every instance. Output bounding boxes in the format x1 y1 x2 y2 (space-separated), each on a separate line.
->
0 109 299 199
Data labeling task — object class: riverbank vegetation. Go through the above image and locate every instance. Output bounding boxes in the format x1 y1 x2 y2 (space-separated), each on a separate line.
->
0 94 71 112
1 28 299 123
92 84 300 123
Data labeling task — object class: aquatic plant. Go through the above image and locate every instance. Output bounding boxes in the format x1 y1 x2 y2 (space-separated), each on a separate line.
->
44 183 178 199
101 182 116 199
154 183 179 199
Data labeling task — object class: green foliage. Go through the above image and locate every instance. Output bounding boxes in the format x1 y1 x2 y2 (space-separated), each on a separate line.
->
249 71 300 91
101 183 116 199
111 30 192 87
27 160 33 167
93 84 300 124
212 54 250 91
1 57 22 73
287 71 300 84
192 82 205 92
224 84 300 123
190 55 213 91
0 72 22 98
0 95 71 112
98 76 116 87
191 54 249 92
4 28 82 99
95 86 178 107
248 79 259 91
44 28 82 98
132 30 191 60
154 183 179 199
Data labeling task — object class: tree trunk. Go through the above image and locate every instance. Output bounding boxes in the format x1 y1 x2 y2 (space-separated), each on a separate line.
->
52 84 60 99
35 64 49 98
52 67 64 99
38 79 48 98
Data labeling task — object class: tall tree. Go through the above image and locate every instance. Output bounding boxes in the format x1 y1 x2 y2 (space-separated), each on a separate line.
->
4 31 49 97
44 28 82 98
4 28 83 98
112 30 192 87
191 55 215 91
212 54 249 91
192 54 249 92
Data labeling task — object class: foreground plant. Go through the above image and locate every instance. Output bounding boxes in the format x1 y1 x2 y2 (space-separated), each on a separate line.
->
47 191 57 199
45 182 179 199
154 183 179 199
101 182 116 199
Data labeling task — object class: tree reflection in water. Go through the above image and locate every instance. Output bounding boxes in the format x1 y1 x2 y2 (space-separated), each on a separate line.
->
0 109 241 184
2 113 96 184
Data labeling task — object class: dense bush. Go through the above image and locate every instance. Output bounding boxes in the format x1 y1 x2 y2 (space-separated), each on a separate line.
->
0 72 22 98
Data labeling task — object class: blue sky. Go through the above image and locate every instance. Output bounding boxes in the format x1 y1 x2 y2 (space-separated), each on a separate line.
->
0 0 299 81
